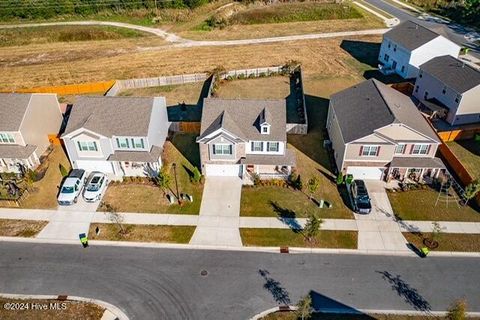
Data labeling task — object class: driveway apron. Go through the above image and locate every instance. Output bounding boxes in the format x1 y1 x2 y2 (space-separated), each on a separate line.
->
355 180 409 251
189 177 243 246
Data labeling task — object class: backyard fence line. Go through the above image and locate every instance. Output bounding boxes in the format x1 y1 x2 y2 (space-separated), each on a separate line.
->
1 80 116 96
222 66 283 79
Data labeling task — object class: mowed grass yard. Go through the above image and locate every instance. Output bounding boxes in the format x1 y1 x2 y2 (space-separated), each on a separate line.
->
0 25 150 47
388 189 480 222
0 34 382 90
100 133 203 214
0 298 104 320
89 223 195 243
403 232 480 252
0 219 47 237
118 82 205 106
20 145 71 209
215 76 290 100
446 139 480 180
240 75 361 220
241 229 357 249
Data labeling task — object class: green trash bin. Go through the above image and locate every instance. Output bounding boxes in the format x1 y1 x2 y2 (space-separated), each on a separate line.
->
421 247 429 257
79 233 88 247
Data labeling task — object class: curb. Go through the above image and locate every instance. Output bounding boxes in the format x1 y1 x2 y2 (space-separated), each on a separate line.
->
249 305 480 320
0 293 129 320
2 236 480 257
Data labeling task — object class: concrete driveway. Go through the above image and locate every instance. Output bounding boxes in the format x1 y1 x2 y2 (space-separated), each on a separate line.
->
355 180 409 252
189 176 243 247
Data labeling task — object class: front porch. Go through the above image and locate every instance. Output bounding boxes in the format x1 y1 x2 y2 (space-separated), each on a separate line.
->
107 146 163 178
387 157 446 184
0 145 39 174
239 150 296 185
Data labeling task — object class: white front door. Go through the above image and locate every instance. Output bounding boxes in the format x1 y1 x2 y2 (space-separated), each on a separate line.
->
205 164 242 177
347 166 384 180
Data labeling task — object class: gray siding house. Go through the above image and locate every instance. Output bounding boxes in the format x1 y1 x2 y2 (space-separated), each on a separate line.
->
327 79 443 181
196 99 296 182
0 93 63 173
378 21 460 79
62 96 170 178
414 55 480 126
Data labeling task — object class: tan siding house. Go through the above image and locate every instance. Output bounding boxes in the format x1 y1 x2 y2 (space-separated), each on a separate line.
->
0 93 63 173
327 79 444 182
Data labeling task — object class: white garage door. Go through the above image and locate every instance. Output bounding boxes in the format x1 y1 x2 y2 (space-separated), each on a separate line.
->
346 167 384 180
75 160 114 174
205 164 241 177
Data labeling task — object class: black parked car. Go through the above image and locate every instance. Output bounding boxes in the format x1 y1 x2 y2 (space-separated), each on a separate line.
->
350 180 372 214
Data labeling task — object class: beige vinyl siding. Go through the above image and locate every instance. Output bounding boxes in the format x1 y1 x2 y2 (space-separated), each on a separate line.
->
326 106 346 171
345 143 395 162
19 94 62 158
376 125 433 142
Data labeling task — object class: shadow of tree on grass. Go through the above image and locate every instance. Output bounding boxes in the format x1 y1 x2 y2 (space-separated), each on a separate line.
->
270 200 302 232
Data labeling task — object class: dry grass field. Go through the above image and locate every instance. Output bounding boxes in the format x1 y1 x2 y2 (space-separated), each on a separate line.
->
1 35 381 90
215 76 291 100
118 82 205 106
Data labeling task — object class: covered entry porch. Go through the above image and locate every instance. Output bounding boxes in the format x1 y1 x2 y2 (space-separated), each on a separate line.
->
240 150 296 183
107 146 162 178
387 157 446 183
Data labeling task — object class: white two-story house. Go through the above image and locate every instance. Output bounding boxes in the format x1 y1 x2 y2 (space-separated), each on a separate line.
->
62 96 170 178
378 20 461 79
196 99 296 182
327 79 444 182
0 93 63 173
414 55 480 126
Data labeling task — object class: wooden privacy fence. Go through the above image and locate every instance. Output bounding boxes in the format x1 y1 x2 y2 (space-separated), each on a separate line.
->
437 127 480 142
438 143 480 205
3 81 116 95
106 73 208 96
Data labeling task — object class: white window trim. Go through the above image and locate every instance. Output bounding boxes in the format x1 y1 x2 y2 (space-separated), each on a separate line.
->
77 141 98 152
412 144 429 155
0 132 15 144
261 125 270 135
361 145 379 157
394 144 406 154
267 142 279 152
213 143 233 155
251 141 264 152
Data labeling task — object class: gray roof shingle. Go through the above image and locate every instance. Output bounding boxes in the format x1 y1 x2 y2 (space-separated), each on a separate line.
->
390 156 445 168
107 145 162 162
420 55 480 93
64 96 155 137
0 144 37 159
240 149 296 166
0 93 32 131
384 20 439 51
330 79 439 143
198 99 286 142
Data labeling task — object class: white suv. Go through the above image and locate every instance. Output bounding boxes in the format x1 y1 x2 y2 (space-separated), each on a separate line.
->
57 169 86 206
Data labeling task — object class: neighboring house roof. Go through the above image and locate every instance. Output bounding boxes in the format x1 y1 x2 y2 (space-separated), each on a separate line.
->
420 55 480 93
0 144 37 159
0 93 32 131
240 149 296 166
107 145 162 163
384 20 439 51
330 79 439 143
390 156 445 168
198 99 286 142
63 96 156 137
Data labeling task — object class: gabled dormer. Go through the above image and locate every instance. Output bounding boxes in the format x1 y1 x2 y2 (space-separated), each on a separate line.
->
259 108 272 135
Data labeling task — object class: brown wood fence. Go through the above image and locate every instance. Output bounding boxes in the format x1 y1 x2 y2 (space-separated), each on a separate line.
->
438 143 480 205
3 80 116 95
438 128 480 142
179 122 201 134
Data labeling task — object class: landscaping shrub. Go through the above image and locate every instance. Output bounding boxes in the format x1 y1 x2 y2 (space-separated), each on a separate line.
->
191 167 202 184
59 163 68 177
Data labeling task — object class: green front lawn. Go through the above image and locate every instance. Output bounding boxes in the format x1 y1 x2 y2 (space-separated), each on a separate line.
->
388 189 480 222
89 223 195 243
403 232 480 252
241 228 357 249
241 89 353 220
446 139 480 180
100 133 203 214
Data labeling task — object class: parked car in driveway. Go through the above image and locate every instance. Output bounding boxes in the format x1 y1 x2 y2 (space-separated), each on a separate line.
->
350 179 372 214
83 172 108 202
57 169 86 206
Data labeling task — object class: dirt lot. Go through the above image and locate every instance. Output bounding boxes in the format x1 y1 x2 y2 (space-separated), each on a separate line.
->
216 75 290 99
0 298 104 320
118 82 205 106
0 219 47 237
0 35 381 90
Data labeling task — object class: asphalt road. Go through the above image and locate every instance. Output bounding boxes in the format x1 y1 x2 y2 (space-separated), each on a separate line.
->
364 0 479 56
1 243 479 320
